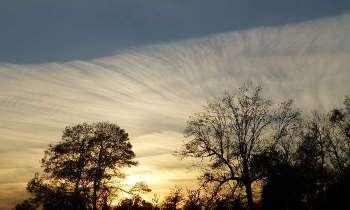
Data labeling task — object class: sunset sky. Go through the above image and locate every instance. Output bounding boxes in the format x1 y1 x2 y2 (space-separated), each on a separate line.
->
1 1 350 209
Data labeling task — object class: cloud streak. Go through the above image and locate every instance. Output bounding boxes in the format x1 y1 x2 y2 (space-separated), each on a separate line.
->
0 14 350 209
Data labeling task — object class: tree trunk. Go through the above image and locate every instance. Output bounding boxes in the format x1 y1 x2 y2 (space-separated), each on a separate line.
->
242 156 254 210
73 179 80 210
93 141 104 210
92 182 97 210
92 173 101 210
245 181 254 210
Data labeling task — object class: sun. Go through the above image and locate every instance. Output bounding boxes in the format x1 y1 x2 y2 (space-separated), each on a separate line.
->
124 175 143 186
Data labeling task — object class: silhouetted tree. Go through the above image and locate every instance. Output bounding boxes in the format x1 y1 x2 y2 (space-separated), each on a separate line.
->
128 182 152 195
151 193 160 210
162 186 184 210
261 153 308 210
328 96 350 173
114 194 153 210
13 88 350 210
261 96 350 210
111 181 152 210
14 199 38 210
178 83 299 210
15 173 79 210
15 122 137 210
212 196 246 210
85 123 138 210
320 96 350 210
183 189 202 210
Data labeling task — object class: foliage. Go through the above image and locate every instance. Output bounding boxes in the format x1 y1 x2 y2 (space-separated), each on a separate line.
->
161 186 184 210
178 82 300 210
14 85 350 210
16 122 137 210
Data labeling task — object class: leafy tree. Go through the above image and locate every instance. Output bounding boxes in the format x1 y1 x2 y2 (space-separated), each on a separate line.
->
183 189 202 210
162 186 184 210
178 83 300 210
85 122 137 210
41 123 94 209
14 199 38 210
114 195 153 210
16 122 137 210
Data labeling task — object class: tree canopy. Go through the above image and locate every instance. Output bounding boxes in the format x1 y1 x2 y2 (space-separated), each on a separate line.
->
14 86 350 210
178 83 300 210
16 122 137 210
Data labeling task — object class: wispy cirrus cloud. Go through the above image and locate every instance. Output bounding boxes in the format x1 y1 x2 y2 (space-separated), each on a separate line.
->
0 14 350 209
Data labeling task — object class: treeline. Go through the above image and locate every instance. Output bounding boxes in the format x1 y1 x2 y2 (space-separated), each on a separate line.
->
15 83 350 210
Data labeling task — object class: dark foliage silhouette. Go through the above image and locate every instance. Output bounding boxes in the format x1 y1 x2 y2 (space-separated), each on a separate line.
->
15 122 137 210
14 86 350 210
161 186 184 210
113 195 153 210
178 82 300 210
261 96 350 210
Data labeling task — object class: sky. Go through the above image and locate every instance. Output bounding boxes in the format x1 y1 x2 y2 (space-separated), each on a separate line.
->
1 0 350 64
1 1 350 209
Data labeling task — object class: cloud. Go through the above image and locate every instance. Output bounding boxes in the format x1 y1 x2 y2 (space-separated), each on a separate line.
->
0 13 350 209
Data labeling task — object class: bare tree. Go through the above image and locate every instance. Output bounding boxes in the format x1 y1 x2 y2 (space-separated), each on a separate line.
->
328 96 350 173
178 83 300 210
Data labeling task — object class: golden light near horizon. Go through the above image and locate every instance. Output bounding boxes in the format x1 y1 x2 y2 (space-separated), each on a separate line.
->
124 175 144 186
